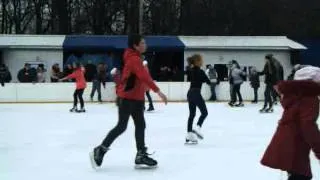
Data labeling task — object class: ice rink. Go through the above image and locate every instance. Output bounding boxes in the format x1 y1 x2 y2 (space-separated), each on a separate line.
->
1 102 319 180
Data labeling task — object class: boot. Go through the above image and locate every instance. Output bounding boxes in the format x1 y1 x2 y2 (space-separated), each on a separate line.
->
193 125 203 140
70 106 77 112
147 105 154 112
89 145 109 169
135 147 157 168
185 132 198 144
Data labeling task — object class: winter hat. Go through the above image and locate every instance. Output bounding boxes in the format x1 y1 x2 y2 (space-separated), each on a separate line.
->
111 68 117 75
294 66 320 83
143 60 148 66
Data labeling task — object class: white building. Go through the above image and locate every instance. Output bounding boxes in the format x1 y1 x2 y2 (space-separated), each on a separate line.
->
0 35 306 102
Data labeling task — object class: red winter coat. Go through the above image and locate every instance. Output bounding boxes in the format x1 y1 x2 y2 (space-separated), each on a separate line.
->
66 67 87 90
117 49 159 101
261 80 320 177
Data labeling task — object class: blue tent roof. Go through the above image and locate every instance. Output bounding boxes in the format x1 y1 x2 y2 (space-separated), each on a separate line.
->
63 35 185 51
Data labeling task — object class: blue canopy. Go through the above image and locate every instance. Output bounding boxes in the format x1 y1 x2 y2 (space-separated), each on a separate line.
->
63 35 185 51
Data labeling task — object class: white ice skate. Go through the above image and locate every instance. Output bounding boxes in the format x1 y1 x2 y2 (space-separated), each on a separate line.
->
185 132 198 145
193 125 204 140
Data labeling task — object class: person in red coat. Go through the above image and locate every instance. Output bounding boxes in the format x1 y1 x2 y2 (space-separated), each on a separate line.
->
60 62 87 112
90 34 167 169
261 68 320 180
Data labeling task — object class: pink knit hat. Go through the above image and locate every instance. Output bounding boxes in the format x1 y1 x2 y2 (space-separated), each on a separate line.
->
294 66 320 83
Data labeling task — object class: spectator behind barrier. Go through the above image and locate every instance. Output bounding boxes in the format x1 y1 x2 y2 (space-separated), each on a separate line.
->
63 64 75 82
17 63 37 83
0 63 12 86
36 64 46 83
51 63 63 82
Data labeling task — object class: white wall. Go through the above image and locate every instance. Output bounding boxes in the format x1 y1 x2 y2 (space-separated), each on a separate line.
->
2 49 63 82
184 49 292 78
0 82 267 103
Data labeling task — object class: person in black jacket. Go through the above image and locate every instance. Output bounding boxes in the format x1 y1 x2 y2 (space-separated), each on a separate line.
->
258 55 277 113
185 54 211 144
269 55 284 104
0 64 12 86
90 63 107 103
17 63 37 83
249 66 260 103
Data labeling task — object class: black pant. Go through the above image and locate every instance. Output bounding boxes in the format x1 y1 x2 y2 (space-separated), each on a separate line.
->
73 89 84 108
210 83 217 100
264 84 273 108
253 87 258 101
271 87 280 102
145 91 154 108
187 89 208 132
101 98 146 151
288 173 312 180
231 84 243 103
90 80 102 101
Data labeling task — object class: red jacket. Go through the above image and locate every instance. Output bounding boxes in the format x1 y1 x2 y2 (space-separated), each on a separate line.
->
117 49 159 101
261 80 320 177
66 67 87 89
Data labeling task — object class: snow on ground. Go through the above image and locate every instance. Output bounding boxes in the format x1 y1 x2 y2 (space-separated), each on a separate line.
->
0 102 319 180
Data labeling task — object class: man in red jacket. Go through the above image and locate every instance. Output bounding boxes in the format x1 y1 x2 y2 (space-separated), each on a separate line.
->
90 34 167 169
261 79 320 180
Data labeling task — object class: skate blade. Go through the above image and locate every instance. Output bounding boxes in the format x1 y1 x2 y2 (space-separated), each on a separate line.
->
185 140 198 145
193 131 204 140
89 152 99 170
134 164 158 169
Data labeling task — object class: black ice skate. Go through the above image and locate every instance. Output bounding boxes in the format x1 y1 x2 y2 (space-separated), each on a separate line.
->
135 147 157 169
76 108 86 113
89 145 108 169
235 102 244 107
70 107 77 112
260 107 273 113
146 106 155 112
251 100 258 104
228 102 235 107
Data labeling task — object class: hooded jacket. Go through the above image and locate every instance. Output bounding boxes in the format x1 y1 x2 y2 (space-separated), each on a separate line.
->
117 49 159 101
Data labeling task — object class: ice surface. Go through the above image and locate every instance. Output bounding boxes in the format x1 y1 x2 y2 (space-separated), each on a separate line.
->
0 102 319 180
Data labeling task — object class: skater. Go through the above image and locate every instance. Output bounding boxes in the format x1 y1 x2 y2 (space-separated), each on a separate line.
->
185 54 211 144
261 66 320 180
258 55 277 113
205 64 218 101
229 60 245 107
90 63 107 103
90 34 167 169
143 60 154 111
269 54 284 105
249 66 260 103
59 62 87 113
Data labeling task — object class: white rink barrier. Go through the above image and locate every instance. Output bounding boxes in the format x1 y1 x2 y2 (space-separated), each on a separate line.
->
0 82 267 103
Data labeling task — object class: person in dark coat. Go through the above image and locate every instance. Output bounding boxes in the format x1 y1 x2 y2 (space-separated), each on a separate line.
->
206 64 218 101
258 55 278 113
0 64 12 86
85 60 97 82
90 63 107 103
261 75 320 179
17 63 37 83
63 64 74 82
269 54 284 104
249 66 260 103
